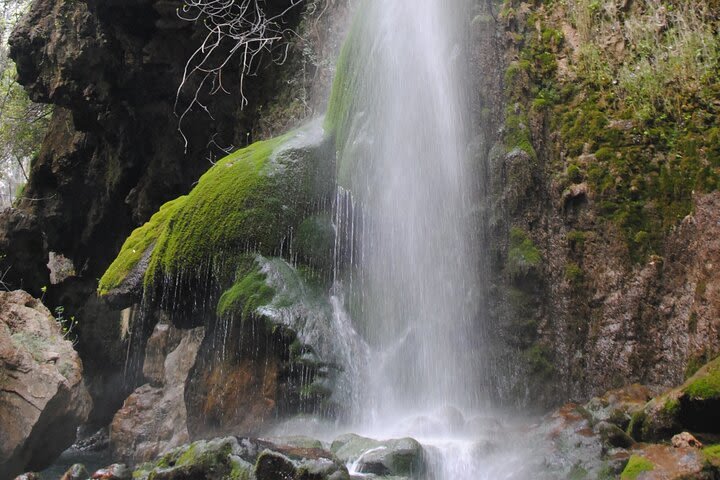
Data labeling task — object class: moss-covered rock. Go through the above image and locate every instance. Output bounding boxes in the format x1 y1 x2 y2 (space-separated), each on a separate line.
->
295 215 335 273
331 434 425 477
98 197 185 298
629 356 720 441
99 120 334 310
132 436 350 480
507 227 541 279
620 455 654 480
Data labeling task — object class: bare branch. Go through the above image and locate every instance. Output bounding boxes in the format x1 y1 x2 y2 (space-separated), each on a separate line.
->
175 0 303 152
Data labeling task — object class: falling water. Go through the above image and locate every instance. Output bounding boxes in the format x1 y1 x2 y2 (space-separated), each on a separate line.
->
334 0 482 426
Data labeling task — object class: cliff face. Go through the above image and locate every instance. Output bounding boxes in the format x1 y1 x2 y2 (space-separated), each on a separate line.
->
489 0 720 406
0 0 349 424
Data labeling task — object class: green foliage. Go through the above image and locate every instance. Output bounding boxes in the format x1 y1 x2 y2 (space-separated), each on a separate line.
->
507 227 541 278
0 2 51 206
503 0 720 262
621 456 654 480
567 230 586 249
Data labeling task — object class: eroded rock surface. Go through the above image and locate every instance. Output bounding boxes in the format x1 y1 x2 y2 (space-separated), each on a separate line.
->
109 324 204 464
0 290 92 478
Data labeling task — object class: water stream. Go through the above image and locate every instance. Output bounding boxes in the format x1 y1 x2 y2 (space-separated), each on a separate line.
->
326 0 512 477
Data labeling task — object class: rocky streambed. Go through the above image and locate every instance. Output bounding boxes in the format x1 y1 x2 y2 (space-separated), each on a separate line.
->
6 286 720 480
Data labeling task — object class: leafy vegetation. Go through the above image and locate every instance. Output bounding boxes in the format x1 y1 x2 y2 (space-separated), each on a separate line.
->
0 0 51 206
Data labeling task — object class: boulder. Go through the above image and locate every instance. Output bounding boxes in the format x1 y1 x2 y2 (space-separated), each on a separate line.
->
331 434 425 477
91 464 131 480
629 355 720 441
0 290 92 477
109 326 204 464
132 436 348 480
671 432 702 449
61 464 89 480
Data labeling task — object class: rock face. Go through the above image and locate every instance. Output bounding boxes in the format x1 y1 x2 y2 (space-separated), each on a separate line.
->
109 324 204 464
0 0 348 428
0 290 92 478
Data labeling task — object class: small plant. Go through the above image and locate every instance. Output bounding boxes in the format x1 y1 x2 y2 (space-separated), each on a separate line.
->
54 305 79 346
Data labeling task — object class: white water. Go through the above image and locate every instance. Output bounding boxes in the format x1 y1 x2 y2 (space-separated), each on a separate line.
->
339 0 481 421
327 0 510 477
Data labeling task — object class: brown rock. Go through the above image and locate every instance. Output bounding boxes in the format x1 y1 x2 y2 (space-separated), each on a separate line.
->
109 326 204 464
0 290 92 478
671 432 702 449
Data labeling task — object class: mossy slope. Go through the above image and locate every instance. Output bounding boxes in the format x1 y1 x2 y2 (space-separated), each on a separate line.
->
98 120 334 299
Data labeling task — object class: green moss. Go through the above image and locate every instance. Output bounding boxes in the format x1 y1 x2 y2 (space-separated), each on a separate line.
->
100 120 333 317
567 230 586 249
507 227 541 278
621 456 654 480
524 343 554 378
324 0 372 182
661 397 680 417
217 257 275 320
98 197 185 295
564 262 584 286
703 444 720 464
626 410 647 440
500 1 720 264
684 357 720 400
295 214 335 271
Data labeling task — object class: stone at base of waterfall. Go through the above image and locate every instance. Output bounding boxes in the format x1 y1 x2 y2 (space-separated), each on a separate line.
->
331 434 425 477
61 463 89 480
132 436 349 480
91 464 131 479
593 421 634 449
0 290 92 478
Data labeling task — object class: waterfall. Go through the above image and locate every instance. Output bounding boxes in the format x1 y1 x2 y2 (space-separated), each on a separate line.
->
332 0 483 427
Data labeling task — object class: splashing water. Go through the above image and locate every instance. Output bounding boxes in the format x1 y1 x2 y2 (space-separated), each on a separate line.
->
335 0 482 422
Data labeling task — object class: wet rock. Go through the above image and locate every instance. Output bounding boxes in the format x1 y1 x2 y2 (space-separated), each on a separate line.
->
91 464 131 480
332 434 425 477
109 326 204 464
132 437 244 480
630 355 720 441
620 445 707 480
593 421 634 449
256 451 296 480
133 436 348 480
671 432 702 449
74 427 110 452
0 290 92 477
61 463 89 480
13 474 39 480
584 384 654 430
